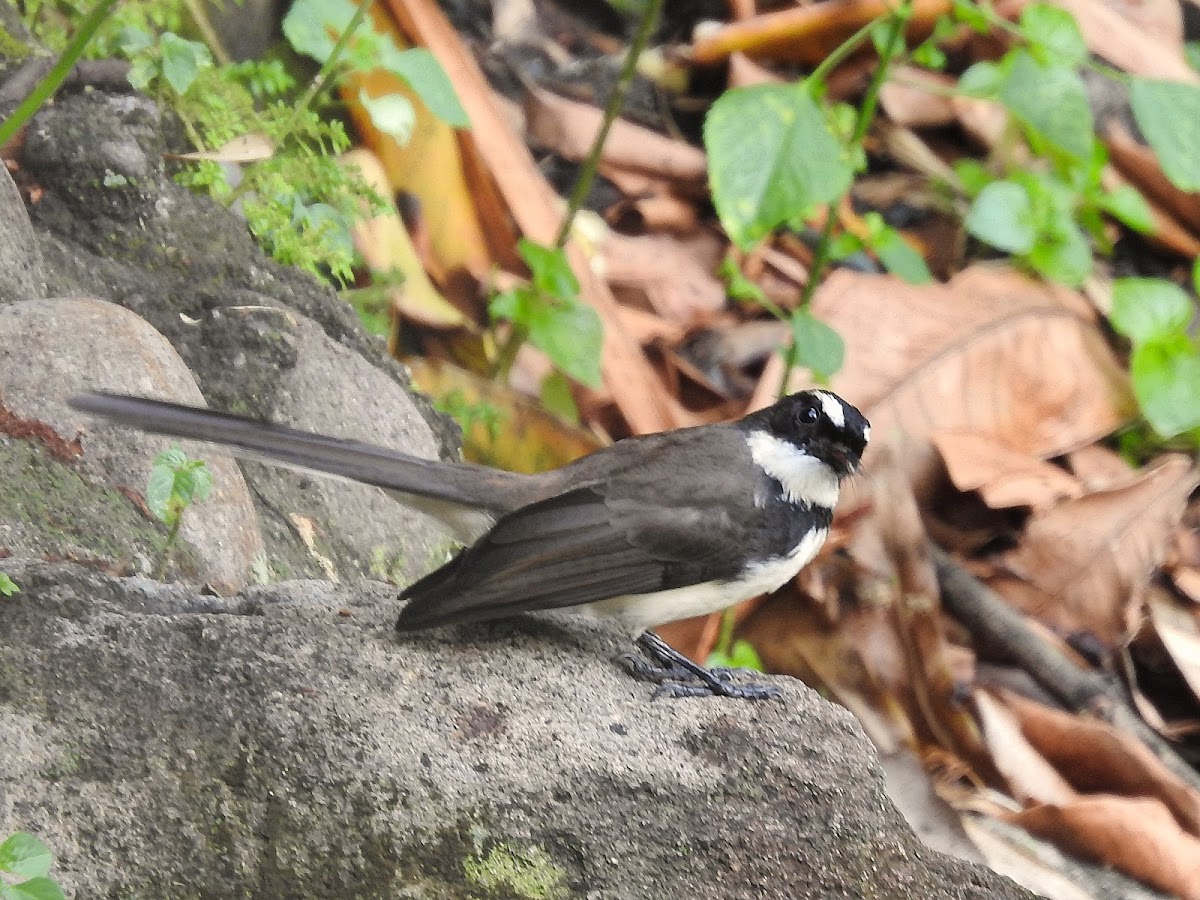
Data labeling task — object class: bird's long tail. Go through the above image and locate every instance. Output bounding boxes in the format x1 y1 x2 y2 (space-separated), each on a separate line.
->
69 392 525 516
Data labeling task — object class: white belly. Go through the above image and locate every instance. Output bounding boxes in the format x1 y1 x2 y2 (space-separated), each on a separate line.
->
587 527 828 635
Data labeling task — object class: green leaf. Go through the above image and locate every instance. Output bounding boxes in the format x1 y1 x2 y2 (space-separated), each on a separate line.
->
159 33 211 95
519 240 578 301
0 573 18 597
952 159 992 197
539 371 580 424
998 50 1094 162
863 213 932 284
1026 212 1091 286
952 0 991 33
380 47 469 128
282 0 351 61
707 639 765 672
1110 277 1193 344
126 56 157 92
115 26 153 55
912 40 947 70
965 180 1036 253
1130 338 1200 437
1020 3 1086 65
958 61 1002 98
527 298 603 388
705 82 853 249
357 90 415 143
1097 184 1155 234
1187 41 1200 73
145 464 177 525
718 255 768 305
1 877 67 900
1129 77 1200 192
0 833 51 879
788 308 844 380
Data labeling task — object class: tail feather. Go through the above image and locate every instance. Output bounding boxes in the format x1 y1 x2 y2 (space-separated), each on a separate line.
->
69 392 525 513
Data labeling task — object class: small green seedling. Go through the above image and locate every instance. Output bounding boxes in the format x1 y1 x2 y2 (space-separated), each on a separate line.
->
0 831 66 900
0 573 17 597
147 446 213 578
489 239 603 389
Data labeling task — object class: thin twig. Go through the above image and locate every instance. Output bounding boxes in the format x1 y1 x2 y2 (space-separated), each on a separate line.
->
932 544 1200 795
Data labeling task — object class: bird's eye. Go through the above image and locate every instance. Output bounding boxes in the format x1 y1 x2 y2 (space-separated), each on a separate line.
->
799 405 819 424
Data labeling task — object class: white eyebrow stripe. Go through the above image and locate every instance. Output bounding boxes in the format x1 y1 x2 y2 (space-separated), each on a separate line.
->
815 391 845 428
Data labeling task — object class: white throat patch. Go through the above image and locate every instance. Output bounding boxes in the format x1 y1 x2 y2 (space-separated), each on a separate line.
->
745 430 840 509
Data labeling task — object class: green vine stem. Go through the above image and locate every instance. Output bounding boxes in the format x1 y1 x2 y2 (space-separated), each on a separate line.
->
553 0 665 249
0 0 122 148
779 0 914 396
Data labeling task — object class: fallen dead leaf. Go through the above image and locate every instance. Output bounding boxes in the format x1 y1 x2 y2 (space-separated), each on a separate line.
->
1015 796 1200 899
1002 454 1198 646
601 231 727 323
803 266 1135 495
933 430 1084 511
524 87 707 183
879 66 957 128
1149 590 1200 709
1003 688 1200 835
166 132 274 163
1066 444 1136 492
974 690 1076 806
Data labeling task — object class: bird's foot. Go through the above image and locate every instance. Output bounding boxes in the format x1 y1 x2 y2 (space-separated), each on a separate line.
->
622 631 781 701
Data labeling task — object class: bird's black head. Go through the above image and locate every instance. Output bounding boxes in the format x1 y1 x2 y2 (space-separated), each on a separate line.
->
748 390 870 479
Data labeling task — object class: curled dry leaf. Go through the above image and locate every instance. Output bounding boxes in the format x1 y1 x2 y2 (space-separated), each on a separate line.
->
690 0 952 65
807 266 1135 493
1014 796 1200 900
1002 688 1200 835
523 87 707 183
601 232 727 323
1148 590 1200 710
878 66 957 129
974 690 1076 806
1066 444 1135 492
341 149 469 329
932 430 1083 511
166 133 274 163
1001 454 1199 646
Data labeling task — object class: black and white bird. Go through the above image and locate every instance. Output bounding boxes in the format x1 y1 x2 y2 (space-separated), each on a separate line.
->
70 389 869 699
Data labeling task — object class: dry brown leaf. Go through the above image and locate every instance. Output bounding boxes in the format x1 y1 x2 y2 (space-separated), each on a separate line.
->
726 51 785 88
404 357 603 471
933 430 1083 511
974 690 1076 806
602 232 727 323
1173 566 1200 604
1003 688 1200 835
523 88 707 183
166 132 274 163
1066 444 1135 492
1149 591 1200 708
343 6 493 281
1002 455 1198 645
690 0 952 65
386 0 682 433
803 266 1135 494
879 66 957 128
1015 797 1200 899
341 149 469 329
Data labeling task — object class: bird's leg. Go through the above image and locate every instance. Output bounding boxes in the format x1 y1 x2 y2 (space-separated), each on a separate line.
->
624 631 781 701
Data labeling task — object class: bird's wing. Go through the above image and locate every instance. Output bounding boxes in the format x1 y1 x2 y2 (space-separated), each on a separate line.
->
395 487 744 630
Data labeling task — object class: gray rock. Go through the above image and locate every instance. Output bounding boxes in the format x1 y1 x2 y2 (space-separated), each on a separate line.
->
0 162 45 304
0 560 1035 900
0 296 264 591
202 309 458 586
